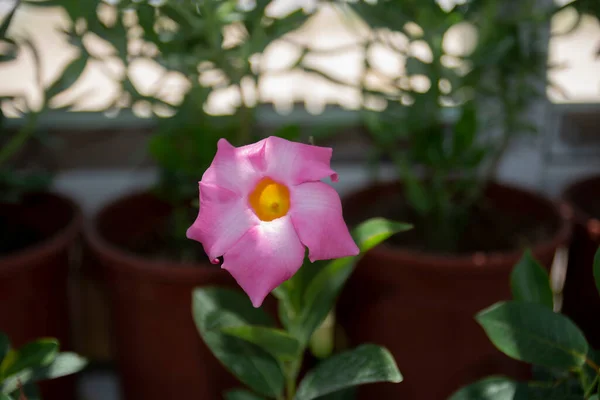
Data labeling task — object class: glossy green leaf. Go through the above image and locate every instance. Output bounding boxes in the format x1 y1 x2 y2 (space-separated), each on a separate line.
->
290 218 411 343
0 333 8 366
449 376 582 400
510 250 553 309
592 247 600 298
2 352 87 394
1 339 58 379
449 377 525 400
220 326 301 362
476 301 588 369
225 389 265 400
295 344 402 400
192 288 284 398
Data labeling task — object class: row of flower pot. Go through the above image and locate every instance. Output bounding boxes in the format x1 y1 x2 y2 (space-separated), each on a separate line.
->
1 176 599 400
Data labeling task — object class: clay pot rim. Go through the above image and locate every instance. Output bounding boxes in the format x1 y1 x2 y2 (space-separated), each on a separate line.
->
84 190 217 283
343 181 572 274
0 192 82 277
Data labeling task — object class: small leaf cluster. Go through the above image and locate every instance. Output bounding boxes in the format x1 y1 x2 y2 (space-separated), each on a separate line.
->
0 1 89 203
451 248 600 400
192 218 411 400
0 333 87 400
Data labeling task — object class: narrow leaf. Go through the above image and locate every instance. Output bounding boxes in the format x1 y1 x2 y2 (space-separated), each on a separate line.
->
295 344 402 400
0 1 18 38
46 55 88 101
221 326 301 362
2 352 87 394
225 389 265 400
192 288 284 398
1 339 58 379
476 301 588 369
510 250 553 309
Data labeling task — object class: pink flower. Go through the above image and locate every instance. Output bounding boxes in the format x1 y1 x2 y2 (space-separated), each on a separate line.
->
187 136 359 307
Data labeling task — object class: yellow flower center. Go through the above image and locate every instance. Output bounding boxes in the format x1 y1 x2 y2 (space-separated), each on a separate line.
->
249 177 290 221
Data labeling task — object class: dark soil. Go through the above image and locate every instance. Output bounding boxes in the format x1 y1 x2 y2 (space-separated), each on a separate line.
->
0 216 45 256
347 193 560 255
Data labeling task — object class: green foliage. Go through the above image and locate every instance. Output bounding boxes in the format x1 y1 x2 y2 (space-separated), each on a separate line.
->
193 218 406 400
0 333 87 400
225 389 266 400
192 288 284 398
0 0 90 203
456 249 600 399
510 250 554 309
310 0 584 252
278 218 412 345
476 301 588 369
295 344 402 400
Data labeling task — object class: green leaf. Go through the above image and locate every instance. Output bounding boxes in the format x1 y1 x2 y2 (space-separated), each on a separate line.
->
46 55 88 101
289 218 411 343
192 288 284 398
225 389 266 400
449 376 583 400
1 339 58 379
510 250 553 309
295 344 402 400
0 394 11 400
2 352 87 394
0 0 18 38
449 377 525 400
476 301 588 369
220 326 301 362
0 333 8 366
593 247 600 298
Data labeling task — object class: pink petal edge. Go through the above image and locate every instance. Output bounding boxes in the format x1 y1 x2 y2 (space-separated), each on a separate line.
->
262 136 338 186
221 216 305 307
290 181 359 262
186 182 259 262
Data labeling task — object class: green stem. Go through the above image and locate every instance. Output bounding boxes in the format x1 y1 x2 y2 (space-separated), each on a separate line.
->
285 364 298 400
0 112 38 167
584 373 599 399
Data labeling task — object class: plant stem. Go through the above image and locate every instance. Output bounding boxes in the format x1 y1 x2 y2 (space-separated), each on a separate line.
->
0 112 38 167
236 79 254 146
283 358 301 400
586 357 600 374
285 368 297 400
584 373 599 399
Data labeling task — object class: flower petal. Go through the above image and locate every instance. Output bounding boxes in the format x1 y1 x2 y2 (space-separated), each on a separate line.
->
290 182 359 262
187 182 259 263
263 136 338 185
222 216 305 307
201 138 266 195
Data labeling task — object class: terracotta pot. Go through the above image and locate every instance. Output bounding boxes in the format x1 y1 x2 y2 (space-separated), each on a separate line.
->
562 175 600 348
337 182 571 400
0 192 82 400
85 191 273 400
